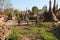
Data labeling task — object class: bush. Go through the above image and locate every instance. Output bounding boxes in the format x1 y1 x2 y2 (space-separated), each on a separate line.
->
7 26 38 40
20 26 38 35
7 27 23 40
38 28 58 40
38 22 55 28
7 24 58 40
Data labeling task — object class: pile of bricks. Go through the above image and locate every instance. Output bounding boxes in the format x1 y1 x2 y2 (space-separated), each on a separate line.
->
0 26 11 40
0 16 5 26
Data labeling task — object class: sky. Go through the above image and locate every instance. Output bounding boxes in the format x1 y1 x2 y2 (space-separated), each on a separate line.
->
10 0 60 11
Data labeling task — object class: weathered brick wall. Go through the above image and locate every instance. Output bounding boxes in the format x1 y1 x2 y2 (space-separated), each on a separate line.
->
0 27 10 40
0 16 5 26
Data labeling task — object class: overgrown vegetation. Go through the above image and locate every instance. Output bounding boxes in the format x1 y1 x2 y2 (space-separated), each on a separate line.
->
38 28 58 40
7 27 22 40
39 22 55 27
7 22 59 40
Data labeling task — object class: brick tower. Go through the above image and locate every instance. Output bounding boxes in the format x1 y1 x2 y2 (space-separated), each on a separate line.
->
53 0 56 15
49 0 52 14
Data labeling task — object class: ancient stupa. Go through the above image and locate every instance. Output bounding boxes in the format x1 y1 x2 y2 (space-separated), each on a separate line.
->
49 0 59 22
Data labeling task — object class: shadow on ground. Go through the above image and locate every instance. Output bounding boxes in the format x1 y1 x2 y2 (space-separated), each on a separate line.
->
49 26 60 40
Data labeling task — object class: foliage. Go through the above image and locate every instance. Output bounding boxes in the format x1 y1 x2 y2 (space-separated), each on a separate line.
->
38 22 55 27
28 10 31 14
0 0 12 10
7 26 38 40
14 9 21 15
38 28 58 40
32 6 39 14
7 23 58 40
7 27 23 40
51 26 60 40
4 9 9 16
20 27 38 35
4 8 14 16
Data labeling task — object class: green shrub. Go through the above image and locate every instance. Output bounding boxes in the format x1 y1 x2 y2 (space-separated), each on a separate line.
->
7 24 58 40
38 28 58 40
7 26 38 40
19 26 38 35
7 27 23 40
38 22 55 28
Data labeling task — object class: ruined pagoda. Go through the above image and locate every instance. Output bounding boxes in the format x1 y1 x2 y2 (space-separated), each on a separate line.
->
52 0 59 22
49 0 51 14
43 0 52 22
48 0 59 22
53 0 56 15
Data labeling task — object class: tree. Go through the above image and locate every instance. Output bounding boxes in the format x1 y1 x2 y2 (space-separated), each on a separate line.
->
0 0 12 10
32 6 39 14
28 10 31 14
14 9 21 15
32 6 40 24
14 9 22 25
4 9 10 16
